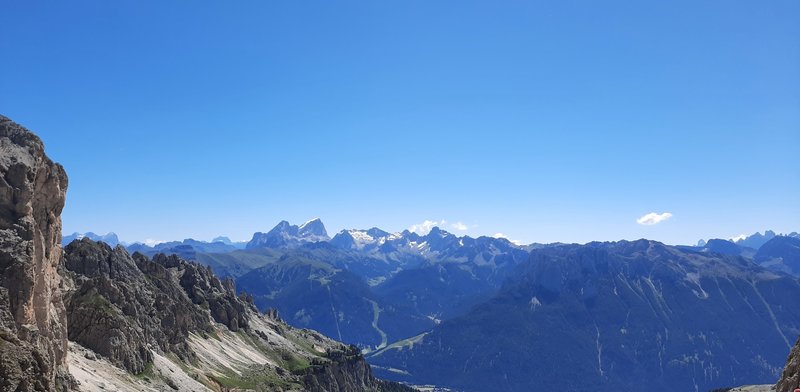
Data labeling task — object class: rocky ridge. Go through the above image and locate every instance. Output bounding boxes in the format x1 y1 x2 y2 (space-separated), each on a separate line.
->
64 238 411 391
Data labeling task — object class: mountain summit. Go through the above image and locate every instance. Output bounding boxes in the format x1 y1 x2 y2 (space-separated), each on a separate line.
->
246 219 331 249
298 218 328 238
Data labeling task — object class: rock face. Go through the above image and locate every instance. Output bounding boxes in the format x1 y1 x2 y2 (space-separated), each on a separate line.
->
302 345 394 392
0 116 71 390
64 239 213 373
64 238 264 373
64 238 412 391
777 337 800 392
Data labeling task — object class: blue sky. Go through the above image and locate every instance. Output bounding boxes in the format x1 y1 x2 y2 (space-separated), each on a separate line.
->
2 1 798 245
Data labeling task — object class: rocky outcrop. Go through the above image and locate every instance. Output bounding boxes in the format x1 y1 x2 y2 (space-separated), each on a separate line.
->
0 116 71 390
303 345 389 392
64 239 261 373
158 253 251 332
777 337 800 392
64 239 215 373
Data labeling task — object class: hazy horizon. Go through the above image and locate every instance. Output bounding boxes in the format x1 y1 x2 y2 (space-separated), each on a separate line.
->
61 218 795 248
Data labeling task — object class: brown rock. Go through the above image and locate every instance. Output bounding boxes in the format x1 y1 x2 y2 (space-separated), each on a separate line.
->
0 115 71 390
777 336 800 392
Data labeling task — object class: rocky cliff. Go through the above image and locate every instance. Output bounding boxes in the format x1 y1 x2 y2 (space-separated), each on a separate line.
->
777 337 800 392
64 239 213 374
0 116 71 391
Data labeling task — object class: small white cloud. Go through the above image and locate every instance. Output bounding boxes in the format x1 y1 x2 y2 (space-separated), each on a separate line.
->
451 222 469 231
636 212 673 226
493 233 523 246
142 238 165 247
409 220 447 235
729 234 747 242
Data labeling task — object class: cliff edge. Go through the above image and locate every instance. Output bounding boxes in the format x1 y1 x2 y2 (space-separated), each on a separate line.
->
0 115 71 390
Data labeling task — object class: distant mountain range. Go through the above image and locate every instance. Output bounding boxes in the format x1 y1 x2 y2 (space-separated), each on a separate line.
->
369 240 800 391
189 220 531 351
60 221 800 391
697 230 800 250
127 238 247 259
690 232 800 276
63 232 249 257
62 231 121 247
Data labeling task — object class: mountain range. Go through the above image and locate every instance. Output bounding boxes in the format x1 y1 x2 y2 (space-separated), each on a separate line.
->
106 218 800 391
697 231 800 250
177 222 532 352
62 231 121 247
369 240 800 391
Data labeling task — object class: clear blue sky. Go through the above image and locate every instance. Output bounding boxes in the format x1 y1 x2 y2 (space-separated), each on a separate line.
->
2 1 798 245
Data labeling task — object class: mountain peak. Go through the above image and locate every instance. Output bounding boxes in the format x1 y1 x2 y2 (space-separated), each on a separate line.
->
299 218 328 237
211 236 233 244
366 227 390 238
274 220 292 230
731 230 778 250
247 219 330 249
428 226 443 236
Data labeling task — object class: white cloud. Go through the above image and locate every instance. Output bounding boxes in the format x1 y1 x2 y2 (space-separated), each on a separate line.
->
451 222 469 231
142 238 166 247
729 234 747 242
493 233 524 246
409 220 447 235
636 212 673 226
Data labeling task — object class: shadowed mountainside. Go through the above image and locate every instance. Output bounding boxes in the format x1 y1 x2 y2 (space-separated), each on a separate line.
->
370 240 800 392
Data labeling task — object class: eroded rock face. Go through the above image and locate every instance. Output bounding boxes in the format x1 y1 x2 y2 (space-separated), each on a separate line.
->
0 115 71 390
64 239 214 373
64 239 266 374
155 253 251 332
303 345 382 392
777 337 800 392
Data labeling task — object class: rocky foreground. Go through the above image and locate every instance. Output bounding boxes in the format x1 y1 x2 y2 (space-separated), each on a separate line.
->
62 238 408 391
0 116 71 390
